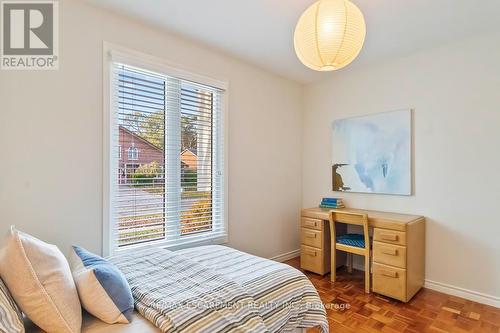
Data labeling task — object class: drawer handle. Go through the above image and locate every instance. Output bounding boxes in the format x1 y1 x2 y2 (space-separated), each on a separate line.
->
380 270 398 278
305 232 317 238
304 220 317 228
304 249 317 257
380 234 398 241
381 248 398 256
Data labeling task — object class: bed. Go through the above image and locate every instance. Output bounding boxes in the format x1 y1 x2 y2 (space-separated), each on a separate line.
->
26 245 328 333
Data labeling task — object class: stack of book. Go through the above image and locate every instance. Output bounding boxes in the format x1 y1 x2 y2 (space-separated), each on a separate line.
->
319 197 345 209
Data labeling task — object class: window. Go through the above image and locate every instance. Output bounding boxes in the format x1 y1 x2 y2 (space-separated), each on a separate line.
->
105 50 226 255
124 163 140 179
127 146 138 160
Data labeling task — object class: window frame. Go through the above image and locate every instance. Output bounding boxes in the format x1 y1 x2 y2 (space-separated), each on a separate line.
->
102 42 229 256
127 146 139 160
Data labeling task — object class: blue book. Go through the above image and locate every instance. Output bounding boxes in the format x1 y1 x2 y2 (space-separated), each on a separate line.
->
322 198 342 204
322 197 342 202
319 204 345 209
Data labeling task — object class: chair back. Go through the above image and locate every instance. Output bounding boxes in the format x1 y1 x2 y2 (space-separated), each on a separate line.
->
329 210 368 227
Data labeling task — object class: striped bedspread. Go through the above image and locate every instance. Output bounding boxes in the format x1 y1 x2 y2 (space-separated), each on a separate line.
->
178 246 328 333
111 245 328 333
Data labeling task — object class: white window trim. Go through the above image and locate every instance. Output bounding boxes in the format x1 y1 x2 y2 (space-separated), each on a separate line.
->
127 146 138 160
102 42 229 256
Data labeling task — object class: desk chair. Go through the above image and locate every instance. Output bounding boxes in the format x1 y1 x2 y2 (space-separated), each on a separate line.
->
329 210 370 293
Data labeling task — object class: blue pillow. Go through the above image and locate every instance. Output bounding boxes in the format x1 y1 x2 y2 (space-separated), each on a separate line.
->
69 246 134 324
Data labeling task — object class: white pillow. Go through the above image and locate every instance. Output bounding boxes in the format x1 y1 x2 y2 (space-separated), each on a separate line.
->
0 227 82 333
0 278 24 333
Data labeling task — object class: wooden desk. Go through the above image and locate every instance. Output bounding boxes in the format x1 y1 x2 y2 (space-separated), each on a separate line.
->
300 207 425 302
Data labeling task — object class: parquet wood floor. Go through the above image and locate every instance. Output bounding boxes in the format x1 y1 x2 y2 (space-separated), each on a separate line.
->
284 257 500 333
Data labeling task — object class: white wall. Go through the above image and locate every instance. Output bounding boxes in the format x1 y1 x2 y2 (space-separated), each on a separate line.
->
303 33 500 302
0 0 303 259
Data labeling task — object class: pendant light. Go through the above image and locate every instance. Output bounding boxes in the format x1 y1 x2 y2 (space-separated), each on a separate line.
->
294 0 366 71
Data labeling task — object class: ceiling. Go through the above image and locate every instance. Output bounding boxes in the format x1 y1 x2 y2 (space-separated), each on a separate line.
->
84 0 500 83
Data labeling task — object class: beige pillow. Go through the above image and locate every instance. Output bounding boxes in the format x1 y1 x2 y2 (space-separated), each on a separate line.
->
0 227 82 333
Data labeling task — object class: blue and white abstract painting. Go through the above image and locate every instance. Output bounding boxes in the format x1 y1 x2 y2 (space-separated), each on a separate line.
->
332 110 412 195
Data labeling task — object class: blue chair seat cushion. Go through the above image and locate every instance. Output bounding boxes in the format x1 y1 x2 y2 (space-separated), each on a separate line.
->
336 234 366 248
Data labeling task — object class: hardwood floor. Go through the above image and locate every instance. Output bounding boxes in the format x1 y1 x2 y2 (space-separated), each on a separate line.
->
284 257 500 333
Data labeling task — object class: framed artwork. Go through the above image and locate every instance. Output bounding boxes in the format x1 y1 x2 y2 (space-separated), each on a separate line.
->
332 109 412 195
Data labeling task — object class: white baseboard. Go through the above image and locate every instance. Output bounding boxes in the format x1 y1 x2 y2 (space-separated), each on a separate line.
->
270 249 300 262
352 262 365 271
424 279 500 308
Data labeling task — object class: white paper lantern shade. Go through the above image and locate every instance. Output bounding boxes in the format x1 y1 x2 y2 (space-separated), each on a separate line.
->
294 0 366 71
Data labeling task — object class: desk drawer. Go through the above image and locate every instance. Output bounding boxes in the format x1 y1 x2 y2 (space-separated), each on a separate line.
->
300 245 324 274
372 263 407 301
301 217 322 231
301 228 322 248
373 241 406 268
374 228 406 246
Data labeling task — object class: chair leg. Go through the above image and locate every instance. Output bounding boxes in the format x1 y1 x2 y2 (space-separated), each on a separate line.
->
364 255 370 293
330 246 336 282
347 253 353 274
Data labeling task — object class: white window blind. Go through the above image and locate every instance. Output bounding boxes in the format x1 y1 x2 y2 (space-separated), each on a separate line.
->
109 62 225 252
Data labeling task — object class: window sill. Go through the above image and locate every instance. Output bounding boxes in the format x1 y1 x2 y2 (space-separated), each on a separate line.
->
110 233 228 256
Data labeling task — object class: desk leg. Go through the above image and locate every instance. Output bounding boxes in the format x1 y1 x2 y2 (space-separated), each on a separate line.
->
347 253 353 273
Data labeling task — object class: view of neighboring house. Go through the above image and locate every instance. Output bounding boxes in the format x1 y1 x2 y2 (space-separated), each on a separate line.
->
181 149 197 169
118 125 199 184
118 126 164 184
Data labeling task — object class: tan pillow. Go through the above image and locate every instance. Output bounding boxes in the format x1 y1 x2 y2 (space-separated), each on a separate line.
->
0 226 82 333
